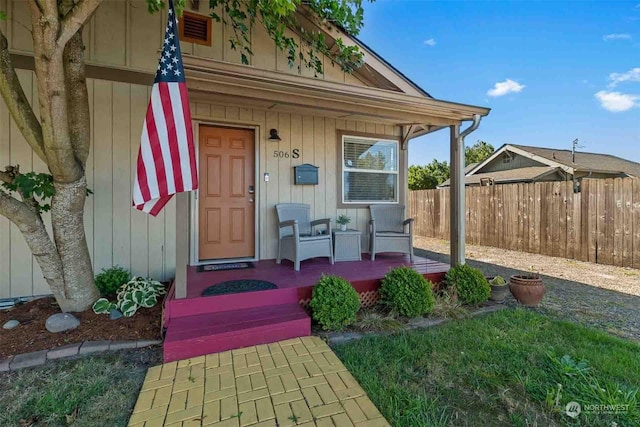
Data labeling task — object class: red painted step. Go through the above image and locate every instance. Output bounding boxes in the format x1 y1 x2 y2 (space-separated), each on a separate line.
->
166 287 299 319
163 303 310 362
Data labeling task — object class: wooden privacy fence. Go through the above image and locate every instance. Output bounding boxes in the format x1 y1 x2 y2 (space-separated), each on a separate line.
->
408 178 640 269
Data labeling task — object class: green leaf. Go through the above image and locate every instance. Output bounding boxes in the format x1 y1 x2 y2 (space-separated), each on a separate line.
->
92 298 114 315
119 299 138 317
1 171 55 213
140 295 158 308
0 11 7 20
132 289 145 305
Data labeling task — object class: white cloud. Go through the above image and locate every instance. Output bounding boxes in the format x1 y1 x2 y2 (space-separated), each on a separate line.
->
595 90 639 112
486 79 525 97
424 38 436 47
608 67 640 87
603 33 632 41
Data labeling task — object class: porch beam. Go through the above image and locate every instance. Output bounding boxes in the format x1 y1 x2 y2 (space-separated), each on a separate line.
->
186 77 460 126
449 123 465 266
175 192 189 299
183 56 489 122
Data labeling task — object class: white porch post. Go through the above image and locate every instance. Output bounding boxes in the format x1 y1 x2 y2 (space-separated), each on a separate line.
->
449 123 465 266
174 192 189 299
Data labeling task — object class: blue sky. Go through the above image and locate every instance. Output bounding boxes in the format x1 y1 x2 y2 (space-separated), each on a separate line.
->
358 1 640 166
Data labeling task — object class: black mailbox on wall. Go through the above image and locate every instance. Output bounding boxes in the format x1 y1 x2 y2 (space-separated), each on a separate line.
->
294 164 319 185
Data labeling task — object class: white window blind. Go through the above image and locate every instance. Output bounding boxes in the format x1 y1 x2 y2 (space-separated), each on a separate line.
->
342 136 399 203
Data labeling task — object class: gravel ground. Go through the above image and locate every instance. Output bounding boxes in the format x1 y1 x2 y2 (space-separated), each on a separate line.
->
414 236 640 342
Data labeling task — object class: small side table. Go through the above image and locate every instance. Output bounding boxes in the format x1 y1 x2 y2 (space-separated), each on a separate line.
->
332 229 362 262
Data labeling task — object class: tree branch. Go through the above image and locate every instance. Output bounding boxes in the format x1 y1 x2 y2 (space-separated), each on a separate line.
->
0 190 66 298
38 0 58 19
63 30 90 166
31 0 45 16
57 0 102 49
28 0 83 182
0 190 35 222
0 29 47 164
0 165 42 214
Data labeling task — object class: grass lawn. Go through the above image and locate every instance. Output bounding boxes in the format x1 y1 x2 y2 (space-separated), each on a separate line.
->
334 309 640 427
1 311 637 427
0 348 159 427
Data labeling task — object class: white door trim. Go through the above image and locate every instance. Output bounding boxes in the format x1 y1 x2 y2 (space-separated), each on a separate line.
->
190 121 260 265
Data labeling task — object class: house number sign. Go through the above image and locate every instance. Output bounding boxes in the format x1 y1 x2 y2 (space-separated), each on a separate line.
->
273 149 300 159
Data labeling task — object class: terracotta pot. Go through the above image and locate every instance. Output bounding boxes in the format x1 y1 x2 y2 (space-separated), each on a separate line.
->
509 274 545 306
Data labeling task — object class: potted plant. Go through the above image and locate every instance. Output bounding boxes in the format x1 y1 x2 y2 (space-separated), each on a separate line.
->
336 214 351 231
509 268 545 306
488 276 509 303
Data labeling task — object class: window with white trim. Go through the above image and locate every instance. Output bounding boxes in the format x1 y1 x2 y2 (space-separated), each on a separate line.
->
342 135 399 204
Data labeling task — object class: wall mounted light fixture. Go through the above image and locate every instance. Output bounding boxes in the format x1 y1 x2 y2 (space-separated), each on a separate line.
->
268 129 282 142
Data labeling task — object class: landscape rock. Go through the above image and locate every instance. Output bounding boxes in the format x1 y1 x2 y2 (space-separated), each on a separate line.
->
109 309 123 320
2 319 20 330
45 313 80 333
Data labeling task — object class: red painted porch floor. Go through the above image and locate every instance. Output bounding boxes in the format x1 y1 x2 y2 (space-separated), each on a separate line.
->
163 254 449 362
183 253 449 298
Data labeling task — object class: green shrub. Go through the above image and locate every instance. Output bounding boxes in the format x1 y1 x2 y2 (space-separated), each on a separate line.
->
310 275 360 331
93 276 166 317
95 266 131 297
445 264 490 305
379 266 435 317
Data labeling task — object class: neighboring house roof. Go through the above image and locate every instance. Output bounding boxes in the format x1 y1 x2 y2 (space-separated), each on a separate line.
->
507 144 640 177
467 144 640 177
465 162 479 174
439 166 558 187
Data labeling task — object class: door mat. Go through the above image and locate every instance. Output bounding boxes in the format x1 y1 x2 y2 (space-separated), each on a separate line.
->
196 262 254 272
201 280 277 297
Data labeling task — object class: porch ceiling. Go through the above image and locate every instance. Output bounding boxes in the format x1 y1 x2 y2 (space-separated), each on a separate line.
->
183 56 490 127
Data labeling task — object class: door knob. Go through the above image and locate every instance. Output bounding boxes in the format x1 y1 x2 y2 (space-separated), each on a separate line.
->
248 185 255 194
249 198 254 203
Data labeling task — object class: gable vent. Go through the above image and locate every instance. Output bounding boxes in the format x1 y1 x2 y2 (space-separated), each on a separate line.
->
179 11 212 46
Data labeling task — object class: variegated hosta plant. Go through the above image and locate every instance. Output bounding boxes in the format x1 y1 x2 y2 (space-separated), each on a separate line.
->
92 277 166 318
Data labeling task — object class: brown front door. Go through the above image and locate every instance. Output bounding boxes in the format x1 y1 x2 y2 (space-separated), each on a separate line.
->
198 125 255 260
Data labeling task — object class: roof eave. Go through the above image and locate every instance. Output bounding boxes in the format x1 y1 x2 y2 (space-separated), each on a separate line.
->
183 55 489 124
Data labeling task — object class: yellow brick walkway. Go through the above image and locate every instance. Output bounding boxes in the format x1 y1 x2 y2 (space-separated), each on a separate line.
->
128 337 390 427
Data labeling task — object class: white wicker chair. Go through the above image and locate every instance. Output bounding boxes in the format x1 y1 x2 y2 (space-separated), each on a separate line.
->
275 203 334 271
369 205 414 262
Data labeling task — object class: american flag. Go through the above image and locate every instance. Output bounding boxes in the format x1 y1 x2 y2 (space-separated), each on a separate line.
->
133 0 198 216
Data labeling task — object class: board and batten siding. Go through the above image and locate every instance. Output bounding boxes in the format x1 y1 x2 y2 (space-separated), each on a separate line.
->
191 103 403 262
0 71 176 299
2 0 367 87
0 70 402 298
0 1 400 298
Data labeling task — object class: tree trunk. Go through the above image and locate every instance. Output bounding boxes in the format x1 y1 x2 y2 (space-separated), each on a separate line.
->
0 185 96 312
50 176 99 312
0 2 104 312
